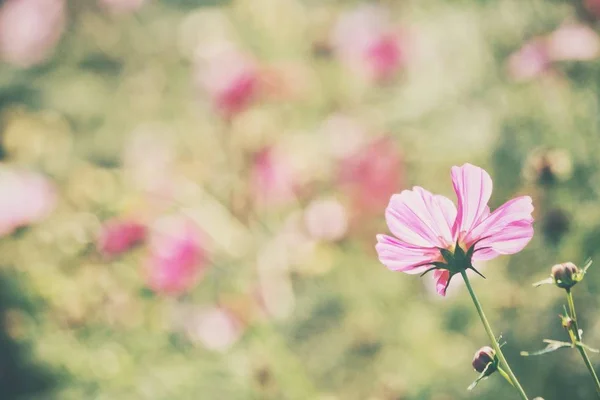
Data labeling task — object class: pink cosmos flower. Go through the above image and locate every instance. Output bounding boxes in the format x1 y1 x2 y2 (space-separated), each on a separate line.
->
194 42 259 117
97 218 146 258
375 164 534 296
144 215 206 295
331 4 406 82
0 0 66 68
0 168 56 236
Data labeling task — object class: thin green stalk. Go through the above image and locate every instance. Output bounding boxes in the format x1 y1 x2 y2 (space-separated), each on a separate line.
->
566 289 600 397
461 271 529 400
498 367 515 387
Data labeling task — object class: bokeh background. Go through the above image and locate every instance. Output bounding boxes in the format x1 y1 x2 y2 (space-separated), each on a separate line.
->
1 0 600 399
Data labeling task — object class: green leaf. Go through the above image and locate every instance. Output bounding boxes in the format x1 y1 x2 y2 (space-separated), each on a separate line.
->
467 362 495 391
532 277 554 287
583 258 593 274
520 339 572 357
577 342 600 353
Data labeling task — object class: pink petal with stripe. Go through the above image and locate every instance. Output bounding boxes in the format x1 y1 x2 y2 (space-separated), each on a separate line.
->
385 186 456 248
376 234 441 274
451 164 493 238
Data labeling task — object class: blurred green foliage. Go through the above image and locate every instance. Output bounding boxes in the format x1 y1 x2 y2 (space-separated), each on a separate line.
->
2 0 600 399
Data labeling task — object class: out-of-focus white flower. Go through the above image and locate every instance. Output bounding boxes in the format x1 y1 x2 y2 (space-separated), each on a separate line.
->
304 198 348 242
185 307 242 352
547 24 600 61
0 168 56 236
0 0 66 68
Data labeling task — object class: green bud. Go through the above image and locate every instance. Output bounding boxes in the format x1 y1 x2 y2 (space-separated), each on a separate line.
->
551 262 580 289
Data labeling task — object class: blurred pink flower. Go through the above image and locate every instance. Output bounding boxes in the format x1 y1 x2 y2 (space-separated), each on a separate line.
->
585 0 600 18
507 24 600 81
0 0 65 68
376 164 534 296
98 0 146 14
0 168 56 236
185 307 242 352
251 146 297 207
145 215 207 295
546 24 600 61
97 218 146 258
338 137 403 213
507 38 550 81
304 198 348 242
195 43 259 117
331 4 406 82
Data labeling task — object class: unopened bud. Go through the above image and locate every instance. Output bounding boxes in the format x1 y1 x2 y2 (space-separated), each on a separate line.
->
560 315 574 330
472 346 497 375
551 262 580 289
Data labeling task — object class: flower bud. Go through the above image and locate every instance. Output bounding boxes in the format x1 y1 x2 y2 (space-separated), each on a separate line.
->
472 346 497 375
560 314 574 331
551 262 580 289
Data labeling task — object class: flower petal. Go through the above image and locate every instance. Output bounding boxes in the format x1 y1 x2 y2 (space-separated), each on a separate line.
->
376 234 440 273
451 164 493 238
385 187 456 248
433 269 450 296
468 196 534 260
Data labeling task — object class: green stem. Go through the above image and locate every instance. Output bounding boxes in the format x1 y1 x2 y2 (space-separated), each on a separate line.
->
498 367 515 387
566 289 600 397
461 271 529 400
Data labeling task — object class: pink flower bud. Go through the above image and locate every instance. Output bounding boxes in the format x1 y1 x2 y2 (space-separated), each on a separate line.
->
97 218 146 258
551 262 580 289
144 215 207 295
0 0 66 68
472 346 497 375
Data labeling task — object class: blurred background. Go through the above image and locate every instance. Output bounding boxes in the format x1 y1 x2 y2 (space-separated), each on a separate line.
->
1 0 600 399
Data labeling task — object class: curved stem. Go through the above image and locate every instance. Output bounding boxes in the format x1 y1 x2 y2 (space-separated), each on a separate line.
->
461 271 529 400
566 289 600 397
